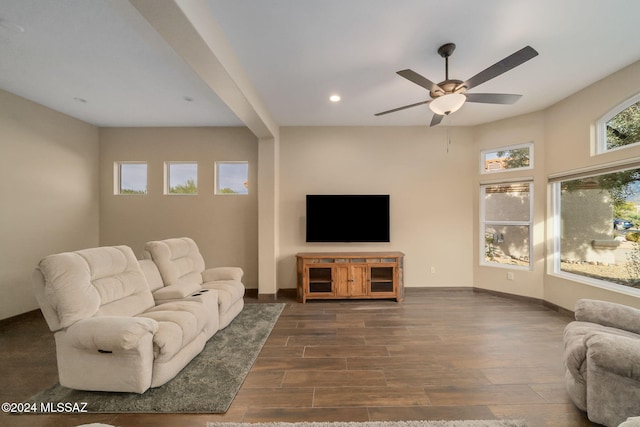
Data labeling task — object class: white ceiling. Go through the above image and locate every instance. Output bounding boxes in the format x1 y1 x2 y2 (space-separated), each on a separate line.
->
1 0 640 128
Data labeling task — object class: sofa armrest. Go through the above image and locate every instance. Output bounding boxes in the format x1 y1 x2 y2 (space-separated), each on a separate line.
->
65 316 158 352
586 332 640 381
575 299 640 335
152 282 202 303
202 267 244 282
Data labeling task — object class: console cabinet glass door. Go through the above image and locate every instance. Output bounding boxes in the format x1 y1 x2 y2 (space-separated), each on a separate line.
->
306 265 334 296
369 265 396 296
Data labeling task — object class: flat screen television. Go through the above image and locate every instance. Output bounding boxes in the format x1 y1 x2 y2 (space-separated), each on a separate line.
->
306 194 390 242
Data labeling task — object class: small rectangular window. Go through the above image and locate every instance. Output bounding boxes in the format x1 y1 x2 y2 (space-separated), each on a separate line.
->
481 182 533 269
115 162 147 195
481 143 533 174
166 162 198 195
215 161 248 195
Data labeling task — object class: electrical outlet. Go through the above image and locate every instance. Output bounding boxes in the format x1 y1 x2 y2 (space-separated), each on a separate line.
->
507 272 514 280
430 266 435 274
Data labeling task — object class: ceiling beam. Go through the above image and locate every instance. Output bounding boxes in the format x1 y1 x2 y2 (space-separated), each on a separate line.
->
129 0 278 139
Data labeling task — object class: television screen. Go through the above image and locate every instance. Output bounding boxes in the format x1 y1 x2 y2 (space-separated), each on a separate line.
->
306 195 390 242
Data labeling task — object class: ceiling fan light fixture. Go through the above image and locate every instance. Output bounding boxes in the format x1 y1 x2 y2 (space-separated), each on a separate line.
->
429 93 466 115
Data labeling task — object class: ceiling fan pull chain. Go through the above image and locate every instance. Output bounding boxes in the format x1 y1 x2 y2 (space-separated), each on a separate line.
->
446 116 452 153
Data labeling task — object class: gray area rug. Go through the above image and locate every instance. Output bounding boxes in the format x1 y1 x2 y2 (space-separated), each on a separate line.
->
207 421 527 427
28 303 284 413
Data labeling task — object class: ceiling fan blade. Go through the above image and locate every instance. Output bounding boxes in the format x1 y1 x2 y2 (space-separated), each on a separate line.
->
374 100 430 116
397 69 443 94
465 93 522 104
430 114 444 127
456 46 538 91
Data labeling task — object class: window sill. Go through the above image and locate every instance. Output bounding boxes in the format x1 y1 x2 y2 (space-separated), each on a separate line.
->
548 270 640 297
480 262 532 272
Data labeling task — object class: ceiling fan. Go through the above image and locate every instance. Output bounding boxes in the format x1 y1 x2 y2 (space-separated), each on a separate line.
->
375 43 538 126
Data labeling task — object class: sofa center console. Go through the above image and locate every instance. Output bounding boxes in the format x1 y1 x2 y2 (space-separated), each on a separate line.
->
296 251 404 303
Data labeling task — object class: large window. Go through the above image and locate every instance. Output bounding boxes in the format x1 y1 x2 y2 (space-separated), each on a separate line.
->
552 165 640 291
166 162 198 195
115 162 147 195
597 93 640 154
480 182 533 269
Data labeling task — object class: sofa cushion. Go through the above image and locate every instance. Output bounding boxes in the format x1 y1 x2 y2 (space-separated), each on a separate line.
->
138 300 210 361
564 320 640 384
65 316 159 352
39 246 155 329
586 332 640 380
202 280 245 311
138 259 164 292
575 299 640 335
148 321 184 362
39 252 101 329
144 238 205 287
564 321 594 385
575 299 640 334
202 267 244 282
152 282 202 303
84 246 155 318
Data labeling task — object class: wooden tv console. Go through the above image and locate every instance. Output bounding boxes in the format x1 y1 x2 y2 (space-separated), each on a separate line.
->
296 251 404 303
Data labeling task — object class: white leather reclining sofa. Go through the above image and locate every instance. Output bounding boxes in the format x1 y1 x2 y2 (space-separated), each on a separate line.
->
32 239 245 394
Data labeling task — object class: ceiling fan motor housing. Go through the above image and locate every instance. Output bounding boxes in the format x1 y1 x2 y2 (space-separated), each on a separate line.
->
430 79 464 98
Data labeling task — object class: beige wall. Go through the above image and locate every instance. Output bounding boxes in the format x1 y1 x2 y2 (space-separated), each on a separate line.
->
470 60 640 310
277 126 475 290
5 59 640 319
543 60 640 310
98 127 260 289
544 61 640 176
473 112 547 300
0 89 99 320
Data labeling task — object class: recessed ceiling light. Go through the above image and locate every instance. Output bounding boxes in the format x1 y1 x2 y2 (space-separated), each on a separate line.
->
329 94 341 102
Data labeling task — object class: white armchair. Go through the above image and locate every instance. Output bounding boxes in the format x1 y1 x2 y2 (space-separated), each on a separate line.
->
564 299 640 426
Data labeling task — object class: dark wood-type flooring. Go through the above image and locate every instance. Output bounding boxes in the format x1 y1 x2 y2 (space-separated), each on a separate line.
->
0 289 599 427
